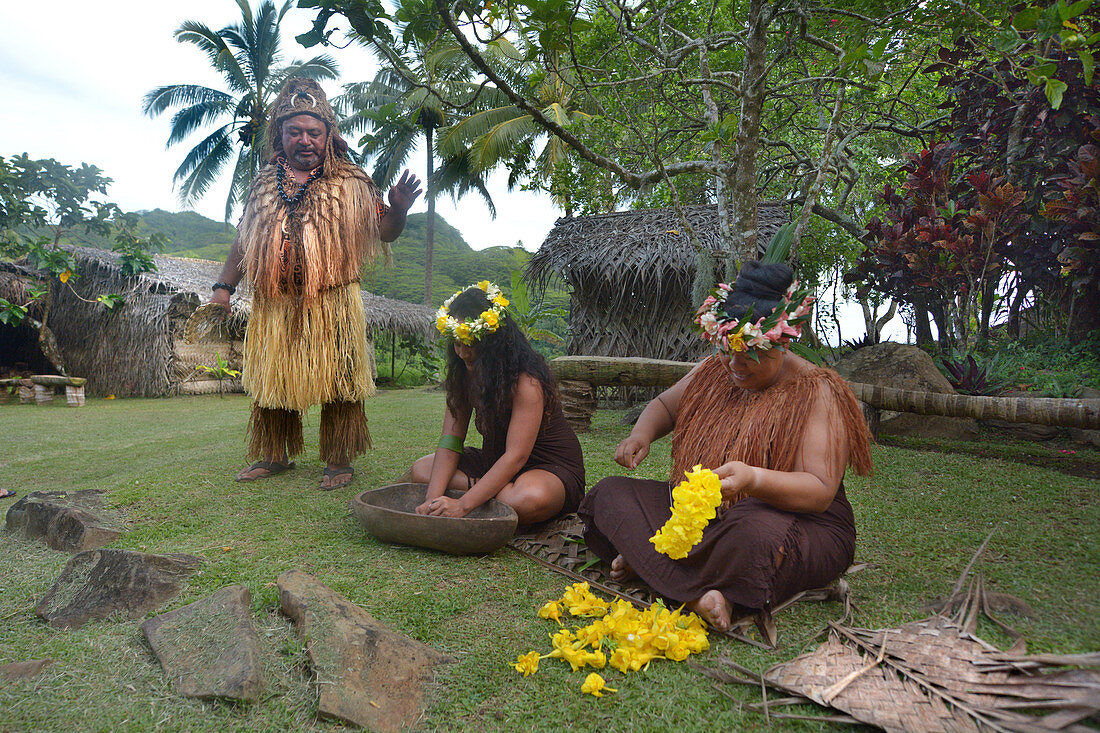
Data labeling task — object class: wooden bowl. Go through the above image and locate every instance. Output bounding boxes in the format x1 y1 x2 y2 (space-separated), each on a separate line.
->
351 483 519 555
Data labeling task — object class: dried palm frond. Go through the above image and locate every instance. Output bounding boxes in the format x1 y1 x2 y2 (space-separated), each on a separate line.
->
707 537 1100 732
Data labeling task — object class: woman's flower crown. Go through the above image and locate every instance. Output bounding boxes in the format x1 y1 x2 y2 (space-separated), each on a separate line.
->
694 279 815 360
436 280 510 345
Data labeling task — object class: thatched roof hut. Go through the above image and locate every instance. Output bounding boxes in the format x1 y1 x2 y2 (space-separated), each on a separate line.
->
2 246 436 397
526 204 788 362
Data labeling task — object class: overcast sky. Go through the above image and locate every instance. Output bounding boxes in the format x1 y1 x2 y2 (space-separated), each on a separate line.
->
1 1 900 344
0 0 559 252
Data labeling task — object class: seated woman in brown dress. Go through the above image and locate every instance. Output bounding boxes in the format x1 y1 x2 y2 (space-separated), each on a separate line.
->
579 262 872 630
408 282 585 525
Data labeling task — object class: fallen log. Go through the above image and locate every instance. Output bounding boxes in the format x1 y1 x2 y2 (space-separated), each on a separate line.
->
550 356 1100 430
30 375 87 387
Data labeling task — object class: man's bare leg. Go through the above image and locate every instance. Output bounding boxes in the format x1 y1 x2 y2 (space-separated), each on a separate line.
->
689 590 733 630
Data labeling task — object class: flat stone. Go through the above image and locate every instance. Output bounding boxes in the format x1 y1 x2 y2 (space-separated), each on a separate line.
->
1067 427 1100 448
5 490 121 552
36 549 202 629
981 419 1062 441
142 585 263 702
278 569 453 732
0 659 54 680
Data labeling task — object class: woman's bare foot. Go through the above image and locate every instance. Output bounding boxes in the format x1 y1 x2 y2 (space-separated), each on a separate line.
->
609 554 638 582
689 590 732 630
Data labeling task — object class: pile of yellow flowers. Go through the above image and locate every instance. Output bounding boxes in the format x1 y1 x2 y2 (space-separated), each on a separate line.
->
513 582 710 696
649 465 723 559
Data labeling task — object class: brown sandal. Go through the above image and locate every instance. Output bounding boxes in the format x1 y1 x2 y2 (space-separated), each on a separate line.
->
235 460 295 482
320 466 354 490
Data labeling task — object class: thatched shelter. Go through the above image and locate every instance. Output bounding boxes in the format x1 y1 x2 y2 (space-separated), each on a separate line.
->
526 204 788 362
1 246 436 397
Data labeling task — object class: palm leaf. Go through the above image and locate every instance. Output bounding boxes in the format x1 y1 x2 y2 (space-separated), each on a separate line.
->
142 85 232 118
166 100 235 146
173 126 235 203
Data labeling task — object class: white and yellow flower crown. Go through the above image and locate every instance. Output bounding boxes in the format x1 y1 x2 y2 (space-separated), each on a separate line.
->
435 280 510 345
695 280 815 360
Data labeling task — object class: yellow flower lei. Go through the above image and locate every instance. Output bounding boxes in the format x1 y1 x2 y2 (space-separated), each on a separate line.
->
513 582 710 695
435 280 510 345
649 465 722 560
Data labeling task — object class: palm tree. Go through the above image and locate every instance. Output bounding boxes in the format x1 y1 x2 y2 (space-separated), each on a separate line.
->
436 61 595 217
142 0 339 220
338 40 495 305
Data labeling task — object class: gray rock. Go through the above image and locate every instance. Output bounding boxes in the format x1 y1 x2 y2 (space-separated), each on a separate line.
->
0 659 54 679
142 585 263 702
36 549 202 629
835 343 979 440
5 490 121 552
1067 427 1100 449
981 420 1062 441
278 569 453 732
1078 387 1100 400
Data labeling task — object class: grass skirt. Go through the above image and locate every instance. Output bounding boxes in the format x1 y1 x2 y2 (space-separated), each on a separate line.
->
243 282 374 411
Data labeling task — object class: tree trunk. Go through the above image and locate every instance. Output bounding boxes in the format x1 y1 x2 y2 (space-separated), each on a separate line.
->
792 85 846 248
848 383 1100 430
549 356 1100 429
423 127 436 306
726 0 771 276
979 277 995 341
913 296 934 348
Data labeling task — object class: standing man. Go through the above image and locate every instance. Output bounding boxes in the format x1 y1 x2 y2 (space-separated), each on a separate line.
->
211 77 421 489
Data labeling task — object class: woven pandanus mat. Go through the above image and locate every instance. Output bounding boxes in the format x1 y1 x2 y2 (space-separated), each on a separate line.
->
507 513 855 649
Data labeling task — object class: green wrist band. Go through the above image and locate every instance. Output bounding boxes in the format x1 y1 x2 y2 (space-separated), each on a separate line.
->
437 434 464 454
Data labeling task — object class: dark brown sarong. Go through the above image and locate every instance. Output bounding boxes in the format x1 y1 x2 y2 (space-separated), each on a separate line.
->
458 401 586 515
579 477 855 611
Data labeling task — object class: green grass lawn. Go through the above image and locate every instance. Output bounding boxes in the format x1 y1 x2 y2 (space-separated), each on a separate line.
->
1 390 1097 732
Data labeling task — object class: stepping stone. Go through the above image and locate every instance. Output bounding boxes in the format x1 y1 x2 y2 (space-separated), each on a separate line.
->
36 548 202 629
142 585 264 702
278 569 453 732
0 659 54 680
5 490 121 552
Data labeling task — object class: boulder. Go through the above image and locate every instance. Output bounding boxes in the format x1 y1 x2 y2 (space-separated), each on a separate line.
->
278 569 453 732
142 585 263 702
5 490 121 553
834 343 979 440
36 549 202 629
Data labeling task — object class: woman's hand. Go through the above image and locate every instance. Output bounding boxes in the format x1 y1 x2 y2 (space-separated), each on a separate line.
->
423 495 470 518
713 461 757 502
614 435 651 469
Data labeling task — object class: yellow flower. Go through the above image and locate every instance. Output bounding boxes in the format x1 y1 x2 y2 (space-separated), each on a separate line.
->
454 322 472 344
581 672 616 697
59 269 73 283
436 315 448 333
514 651 540 677
537 600 562 623
650 466 722 559
493 294 509 307
726 328 747 352
480 310 499 328
477 280 490 291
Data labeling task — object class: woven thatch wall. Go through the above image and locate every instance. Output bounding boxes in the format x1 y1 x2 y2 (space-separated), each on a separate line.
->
527 204 788 362
28 246 436 397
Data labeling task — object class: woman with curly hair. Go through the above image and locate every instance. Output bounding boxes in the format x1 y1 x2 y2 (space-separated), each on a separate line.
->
406 282 585 524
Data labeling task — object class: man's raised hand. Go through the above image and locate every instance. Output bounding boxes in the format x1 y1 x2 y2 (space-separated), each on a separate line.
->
388 170 422 212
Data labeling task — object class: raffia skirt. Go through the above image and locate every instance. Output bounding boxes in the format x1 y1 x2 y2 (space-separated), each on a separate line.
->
242 282 374 411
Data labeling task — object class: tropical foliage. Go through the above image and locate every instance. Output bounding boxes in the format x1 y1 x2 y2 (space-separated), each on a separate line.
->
850 2 1100 346
143 0 339 220
0 154 163 373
